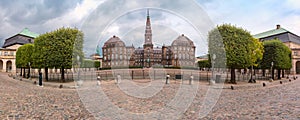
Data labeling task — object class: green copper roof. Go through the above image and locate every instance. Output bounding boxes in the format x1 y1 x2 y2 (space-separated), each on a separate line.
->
253 28 289 39
19 28 39 38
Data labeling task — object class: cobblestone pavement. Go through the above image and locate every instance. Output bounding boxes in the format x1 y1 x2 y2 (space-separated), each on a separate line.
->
1 72 300 119
0 73 94 120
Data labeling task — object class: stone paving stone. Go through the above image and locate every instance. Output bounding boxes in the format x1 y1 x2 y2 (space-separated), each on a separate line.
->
1 72 300 119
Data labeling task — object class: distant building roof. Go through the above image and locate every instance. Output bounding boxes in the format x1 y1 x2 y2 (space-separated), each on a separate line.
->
103 35 125 48
18 28 39 38
171 34 195 46
254 27 288 39
2 28 38 48
253 25 300 44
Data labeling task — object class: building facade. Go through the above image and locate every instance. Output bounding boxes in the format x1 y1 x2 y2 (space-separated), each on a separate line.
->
0 28 38 72
254 25 300 74
102 10 196 68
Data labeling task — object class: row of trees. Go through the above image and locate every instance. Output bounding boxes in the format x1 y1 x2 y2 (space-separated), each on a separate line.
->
207 24 291 84
16 27 85 82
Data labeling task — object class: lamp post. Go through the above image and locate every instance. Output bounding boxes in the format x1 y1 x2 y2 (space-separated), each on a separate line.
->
249 51 256 83
210 54 216 85
77 56 81 86
28 62 31 80
271 61 274 80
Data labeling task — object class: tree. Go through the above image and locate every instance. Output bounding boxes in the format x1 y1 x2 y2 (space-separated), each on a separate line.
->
209 24 259 84
249 38 264 83
198 60 211 70
51 28 84 82
16 44 34 78
16 45 26 77
33 27 84 82
33 33 51 81
260 39 292 80
81 59 97 68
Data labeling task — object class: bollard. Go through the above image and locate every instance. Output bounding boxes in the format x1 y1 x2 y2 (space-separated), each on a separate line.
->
231 86 234 90
116 74 121 84
280 81 282 84
263 83 266 87
97 76 101 85
189 75 194 85
39 72 43 86
166 74 170 84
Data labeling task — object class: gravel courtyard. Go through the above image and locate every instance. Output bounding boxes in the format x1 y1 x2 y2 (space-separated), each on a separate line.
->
0 72 299 119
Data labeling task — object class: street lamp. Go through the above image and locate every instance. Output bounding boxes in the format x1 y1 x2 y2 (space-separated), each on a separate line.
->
77 56 81 86
28 62 31 80
271 61 274 80
249 51 256 83
210 54 216 85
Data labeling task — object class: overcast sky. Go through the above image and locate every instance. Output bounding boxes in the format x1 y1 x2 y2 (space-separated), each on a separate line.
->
0 0 299 57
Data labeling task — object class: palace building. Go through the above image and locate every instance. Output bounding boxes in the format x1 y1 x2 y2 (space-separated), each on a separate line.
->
254 25 300 74
0 28 38 72
102 10 196 68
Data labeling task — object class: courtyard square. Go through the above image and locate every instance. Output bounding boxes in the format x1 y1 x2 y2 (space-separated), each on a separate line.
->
0 72 299 119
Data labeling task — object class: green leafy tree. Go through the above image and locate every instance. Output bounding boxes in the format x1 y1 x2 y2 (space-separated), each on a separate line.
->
249 38 264 82
198 60 211 70
49 28 84 81
16 45 26 77
260 39 292 80
33 33 51 81
33 27 84 82
16 44 34 78
209 24 259 84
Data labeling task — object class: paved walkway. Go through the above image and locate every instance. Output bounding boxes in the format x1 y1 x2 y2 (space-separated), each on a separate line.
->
0 72 299 119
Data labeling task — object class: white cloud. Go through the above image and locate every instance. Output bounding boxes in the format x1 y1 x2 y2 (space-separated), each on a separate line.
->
42 0 104 30
286 0 300 10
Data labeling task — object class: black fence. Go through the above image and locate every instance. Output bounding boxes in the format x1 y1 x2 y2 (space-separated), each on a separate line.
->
16 68 292 82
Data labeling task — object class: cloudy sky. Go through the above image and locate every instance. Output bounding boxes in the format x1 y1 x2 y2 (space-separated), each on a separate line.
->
0 0 299 57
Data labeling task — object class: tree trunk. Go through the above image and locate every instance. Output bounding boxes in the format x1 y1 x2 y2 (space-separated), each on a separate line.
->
61 67 65 82
23 68 26 78
271 68 275 80
230 68 236 84
45 67 49 81
277 69 281 80
262 69 265 77
27 67 30 79
282 70 285 78
20 68 23 76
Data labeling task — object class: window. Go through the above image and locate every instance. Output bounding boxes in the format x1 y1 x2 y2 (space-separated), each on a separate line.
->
4 51 8 56
294 51 298 56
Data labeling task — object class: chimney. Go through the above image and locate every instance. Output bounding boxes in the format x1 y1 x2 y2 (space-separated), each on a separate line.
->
276 24 281 29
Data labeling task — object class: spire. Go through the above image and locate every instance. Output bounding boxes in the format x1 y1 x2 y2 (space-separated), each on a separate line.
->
144 9 153 45
146 9 151 26
147 9 150 18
